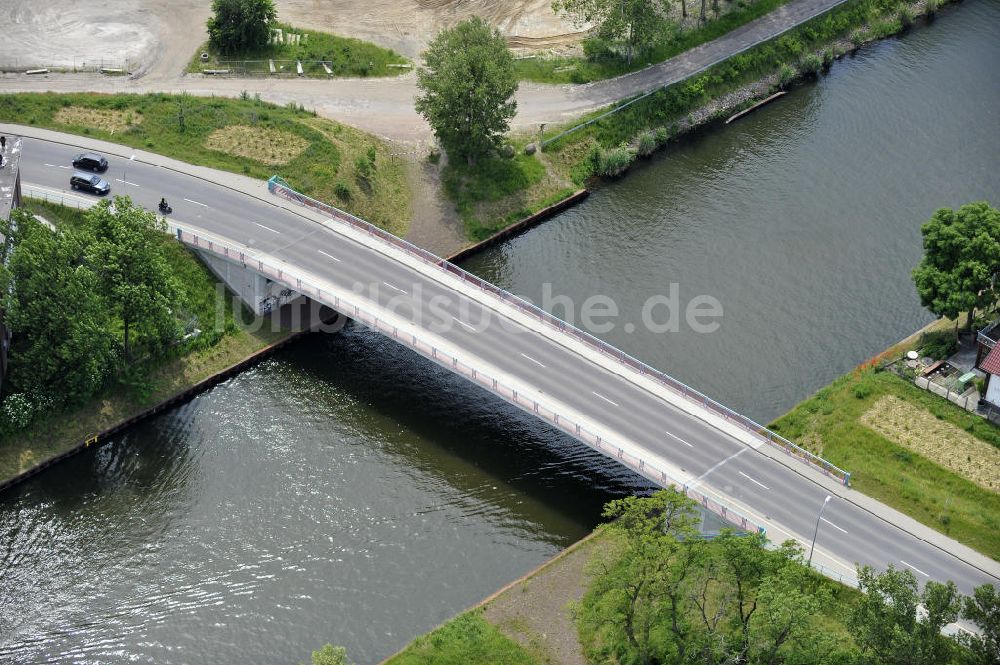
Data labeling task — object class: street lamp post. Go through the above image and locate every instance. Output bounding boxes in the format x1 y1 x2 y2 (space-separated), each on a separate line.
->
807 495 832 568
122 153 135 192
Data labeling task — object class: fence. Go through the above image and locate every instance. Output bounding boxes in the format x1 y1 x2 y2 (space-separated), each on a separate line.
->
267 176 851 485
1 56 133 74
540 0 853 148
177 226 769 536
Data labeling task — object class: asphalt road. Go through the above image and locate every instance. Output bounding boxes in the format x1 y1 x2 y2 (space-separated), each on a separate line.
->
18 138 1000 597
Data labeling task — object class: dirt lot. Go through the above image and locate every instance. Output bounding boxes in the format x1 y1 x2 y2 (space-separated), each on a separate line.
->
0 0 582 79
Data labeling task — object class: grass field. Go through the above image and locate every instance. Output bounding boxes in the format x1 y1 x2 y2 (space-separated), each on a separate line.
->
188 22 409 78
0 201 292 483
0 92 411 235
770 368 1000 559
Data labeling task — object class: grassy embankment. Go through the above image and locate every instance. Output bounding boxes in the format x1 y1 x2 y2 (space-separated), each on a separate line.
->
384 527 861 664
769 326 1000 560
188 22 409 77
0 200 292 482
515 0 794 84
446 0 946 239
0 92 411 235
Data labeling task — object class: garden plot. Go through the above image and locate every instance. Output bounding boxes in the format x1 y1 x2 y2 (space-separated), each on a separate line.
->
860 394 1000 491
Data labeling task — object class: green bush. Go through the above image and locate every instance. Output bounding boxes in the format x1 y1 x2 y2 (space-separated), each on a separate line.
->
637 131 657 157
654 126 670 145
899 6 915 29
801 53 823 76
918 331 959 360
778 63 797 88
334 181 352 201
582 37 615 61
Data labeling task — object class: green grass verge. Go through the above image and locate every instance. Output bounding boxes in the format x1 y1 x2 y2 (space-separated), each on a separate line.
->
187 22 409 77
769 369 1000 559
0 92 411 235
385 612 538 665
442 153 575 240
0 201 292 484
516 0 794 84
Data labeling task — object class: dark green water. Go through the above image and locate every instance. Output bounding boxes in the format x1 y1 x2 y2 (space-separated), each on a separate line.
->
1 3 998 663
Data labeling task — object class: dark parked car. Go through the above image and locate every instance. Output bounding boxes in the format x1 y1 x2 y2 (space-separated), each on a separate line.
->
70 172 111 195
72 152 108 172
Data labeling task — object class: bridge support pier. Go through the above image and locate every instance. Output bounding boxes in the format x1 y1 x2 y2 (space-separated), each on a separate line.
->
196 248 302 316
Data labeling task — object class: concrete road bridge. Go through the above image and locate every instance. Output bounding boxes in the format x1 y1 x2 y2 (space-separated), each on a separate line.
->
11 129 1000 599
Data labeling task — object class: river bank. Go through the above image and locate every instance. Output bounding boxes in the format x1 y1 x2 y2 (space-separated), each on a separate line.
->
380 311 1000 664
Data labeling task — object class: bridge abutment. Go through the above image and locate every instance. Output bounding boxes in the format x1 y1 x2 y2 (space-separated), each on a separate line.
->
196 248 301 316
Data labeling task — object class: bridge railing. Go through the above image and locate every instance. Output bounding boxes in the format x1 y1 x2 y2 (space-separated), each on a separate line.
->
266 176 851 486
178 226 769 536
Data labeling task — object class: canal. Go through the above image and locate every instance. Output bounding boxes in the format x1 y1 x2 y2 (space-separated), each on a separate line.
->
1 2 998 663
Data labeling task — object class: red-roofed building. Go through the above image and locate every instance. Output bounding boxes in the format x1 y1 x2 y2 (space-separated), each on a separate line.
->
976 322 1000 408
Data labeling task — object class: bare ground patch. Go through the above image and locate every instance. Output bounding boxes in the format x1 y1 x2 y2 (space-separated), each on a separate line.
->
204 125 309 166
859 395 1000 491
54 106 143 134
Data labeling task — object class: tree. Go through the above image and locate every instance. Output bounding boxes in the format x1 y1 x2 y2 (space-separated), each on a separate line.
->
553 0 675 64
414 18 517 166
912 202 1000 333
0 210 114 403
207 0 277 54
86 197 181 361
849 564 961 665
959 584 1000 665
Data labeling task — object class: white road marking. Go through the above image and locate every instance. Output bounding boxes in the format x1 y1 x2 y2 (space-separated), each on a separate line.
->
114 178 140 187
254 222 280 234
520 353 546 368
820 517 848 534
452 317 476 331
318 250 341 262
900 560 930 577
184 198 208 207
383 282 407 294
738 471 770 491
44 163 55 167
591 391 619 407
689 448 746 488
665 431 694 448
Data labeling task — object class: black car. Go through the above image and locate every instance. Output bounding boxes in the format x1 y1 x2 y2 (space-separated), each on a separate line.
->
72 152 108 172
70 173 111 195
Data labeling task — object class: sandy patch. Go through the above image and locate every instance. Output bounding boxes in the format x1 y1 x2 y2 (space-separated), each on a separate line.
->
204 126 309 165
859 395 1000 490
54 106 143 133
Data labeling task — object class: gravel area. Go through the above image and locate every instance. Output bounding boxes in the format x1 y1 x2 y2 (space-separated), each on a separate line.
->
481 532 609 665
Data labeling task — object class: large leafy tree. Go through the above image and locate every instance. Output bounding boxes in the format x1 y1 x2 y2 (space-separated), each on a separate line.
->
912 202 1000 332
0 210 113 403
552 0 674 64
207 0 277 54
578 492 844 665
849 564 962 665
86 197 181 361
959 584 1000 665
415 17 517 166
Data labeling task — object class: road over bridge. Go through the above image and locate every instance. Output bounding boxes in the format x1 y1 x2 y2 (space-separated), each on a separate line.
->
12 130 1000 598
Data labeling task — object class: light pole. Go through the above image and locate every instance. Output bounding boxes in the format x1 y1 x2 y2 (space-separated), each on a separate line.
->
807 495 832 568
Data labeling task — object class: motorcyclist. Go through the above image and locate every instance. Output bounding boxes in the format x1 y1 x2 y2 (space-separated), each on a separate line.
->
159 197 169 211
